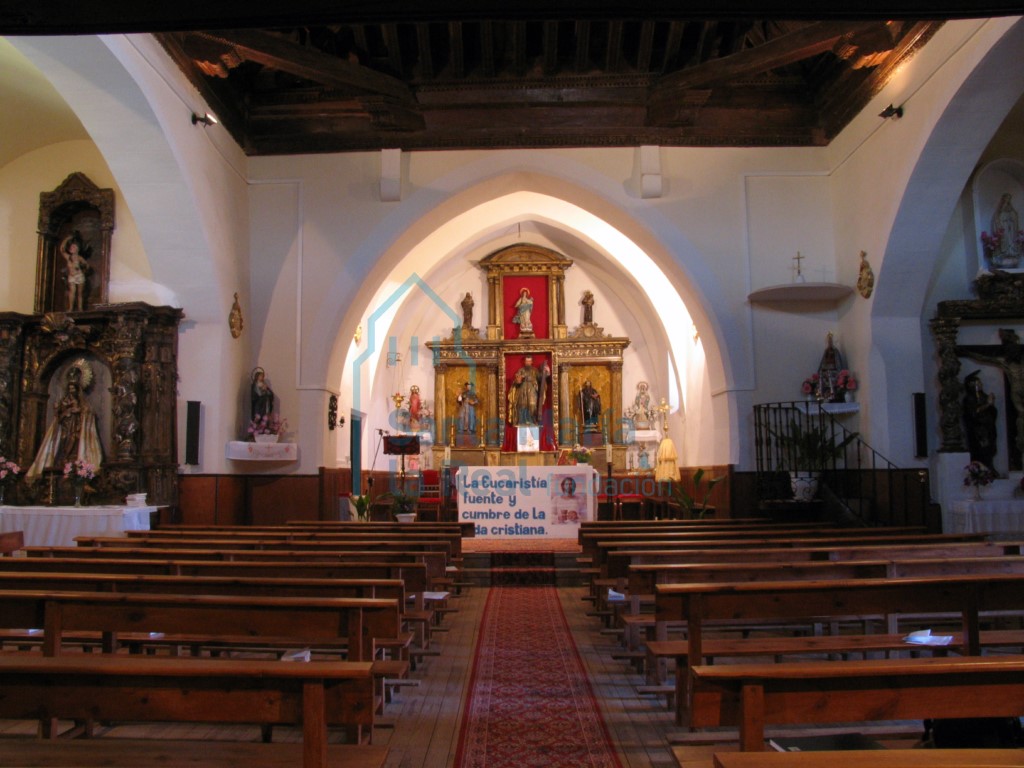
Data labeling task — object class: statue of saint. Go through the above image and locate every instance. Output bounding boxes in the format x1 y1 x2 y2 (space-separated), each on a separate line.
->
512 288 534 334
990 193 1022 267
26 361 103 481
461 292 475 328
817 332 845 402
580 380 601 432
457 381 479 434
60 234 89 311
962 371 998 471
250 367 274 423
631 381 652 430
961 328 1024 457
408 385 422 431
507 355 547 426
581 290 595 325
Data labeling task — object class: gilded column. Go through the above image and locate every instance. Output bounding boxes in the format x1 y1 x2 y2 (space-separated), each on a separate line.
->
559 362 572 445
610 361 623 444
434 364 448 447
487 366 499 446
930 317 965 452
487 274 501 340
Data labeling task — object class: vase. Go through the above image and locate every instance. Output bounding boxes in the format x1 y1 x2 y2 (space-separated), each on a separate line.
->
0 483 6 505
72 479 85 507
789 471 820 502
972 484 983 501
254 433 279 444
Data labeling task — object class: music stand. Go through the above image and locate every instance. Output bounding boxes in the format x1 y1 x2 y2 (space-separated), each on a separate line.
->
383 435 420 482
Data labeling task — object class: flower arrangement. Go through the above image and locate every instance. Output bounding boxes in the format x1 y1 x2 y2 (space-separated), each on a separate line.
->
835 369 858 393
980 228 1004 256
800 373 820 397
63 459 97 481
570 444 593 464
963 461 996 488
0 457 20 483
248 413 287 437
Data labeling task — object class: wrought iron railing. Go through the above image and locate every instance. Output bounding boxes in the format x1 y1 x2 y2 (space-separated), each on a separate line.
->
754 401 934 529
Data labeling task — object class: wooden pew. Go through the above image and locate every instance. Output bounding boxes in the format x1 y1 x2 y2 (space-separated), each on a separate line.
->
0 589 398 662
689 655 1024 751
655 574 1024 726
26 546 451 591
591 533 990 576
0 654 382 768
708 750 1024 768
0 530 24 556
0 555 437 654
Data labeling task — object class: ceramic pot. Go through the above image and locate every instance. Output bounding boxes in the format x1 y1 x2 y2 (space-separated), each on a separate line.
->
254 433 279 444
789 471 819 501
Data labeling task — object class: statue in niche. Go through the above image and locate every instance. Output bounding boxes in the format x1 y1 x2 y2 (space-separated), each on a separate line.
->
512 288 534 334
581 290 595 325
457 381 479 434
628 381 653 430
507 355 547 426
250 367 274 422
985 193 1022 268
962 370 998 471
460 292 475 329
60 234 90 311
817 332 844 402
26 359 104 481
960 328 1024 458
580 380 602 433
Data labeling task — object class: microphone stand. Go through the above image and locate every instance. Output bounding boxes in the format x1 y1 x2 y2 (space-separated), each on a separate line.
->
367 429 386 498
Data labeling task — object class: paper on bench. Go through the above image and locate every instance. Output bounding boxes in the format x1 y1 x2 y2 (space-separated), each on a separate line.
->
280 648 312 662
422 591 450 601
904 629 953 646
608 589 625 601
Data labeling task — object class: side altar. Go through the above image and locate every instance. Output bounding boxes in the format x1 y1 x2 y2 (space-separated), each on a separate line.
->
426 244 631 469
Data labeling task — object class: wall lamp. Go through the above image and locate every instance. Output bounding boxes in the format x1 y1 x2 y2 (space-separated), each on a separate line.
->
878 104 903 120
191 112 218 127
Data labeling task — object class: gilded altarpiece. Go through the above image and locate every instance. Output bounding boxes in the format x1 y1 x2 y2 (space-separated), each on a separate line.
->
427 244 629 467
0 304 182 506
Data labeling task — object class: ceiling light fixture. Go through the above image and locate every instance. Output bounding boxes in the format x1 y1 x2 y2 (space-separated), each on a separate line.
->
878 104 903 120
191 112 218 127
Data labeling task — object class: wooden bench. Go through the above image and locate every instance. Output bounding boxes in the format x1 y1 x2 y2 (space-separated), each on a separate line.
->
0 654 382 768
0 530 24 556
0 588 399 662
689 655 1024 751
655 574 1024 726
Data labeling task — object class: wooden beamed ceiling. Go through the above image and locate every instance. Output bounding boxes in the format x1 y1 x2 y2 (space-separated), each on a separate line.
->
155 17 943 154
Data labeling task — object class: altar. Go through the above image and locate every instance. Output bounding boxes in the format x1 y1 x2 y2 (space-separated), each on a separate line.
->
456 464 598 539
948 499 1024 537
0 505 154 548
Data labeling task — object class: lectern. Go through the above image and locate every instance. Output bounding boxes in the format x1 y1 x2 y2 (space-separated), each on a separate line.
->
383 435 420 480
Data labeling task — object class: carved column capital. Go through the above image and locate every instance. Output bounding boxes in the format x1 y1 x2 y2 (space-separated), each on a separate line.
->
930 316 965 453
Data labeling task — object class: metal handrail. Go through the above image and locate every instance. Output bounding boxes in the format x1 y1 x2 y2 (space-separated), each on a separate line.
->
754 401 932 528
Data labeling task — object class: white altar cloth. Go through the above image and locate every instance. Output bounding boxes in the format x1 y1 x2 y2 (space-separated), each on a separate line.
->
456 465 598 539
225 441 298 461
0 505 154 548
948 499 1024 536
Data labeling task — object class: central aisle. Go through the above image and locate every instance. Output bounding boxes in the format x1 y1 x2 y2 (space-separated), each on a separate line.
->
454 586 624 768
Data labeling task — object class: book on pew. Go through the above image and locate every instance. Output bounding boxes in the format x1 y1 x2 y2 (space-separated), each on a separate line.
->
768 733 884 752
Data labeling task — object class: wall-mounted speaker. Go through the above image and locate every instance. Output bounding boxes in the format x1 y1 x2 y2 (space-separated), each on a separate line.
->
185 400 201 465
913 392 927 458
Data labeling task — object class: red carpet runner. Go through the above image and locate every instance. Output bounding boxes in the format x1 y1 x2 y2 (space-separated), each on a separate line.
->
455 586 624 768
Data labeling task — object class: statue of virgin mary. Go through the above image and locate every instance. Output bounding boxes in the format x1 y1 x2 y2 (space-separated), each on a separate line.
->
26 359 104 480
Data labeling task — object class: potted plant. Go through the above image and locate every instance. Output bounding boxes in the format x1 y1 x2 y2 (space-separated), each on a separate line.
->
671 468 723 519
351 494 371 521
774 418 858 500
383 490 417 522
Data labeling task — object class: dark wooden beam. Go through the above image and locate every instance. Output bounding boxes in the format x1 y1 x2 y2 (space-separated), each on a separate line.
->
543 20 559 75
480 21 496 77
1 0 1017 35
637 21 655 72
416 23 434 79
575 20 591 72
195 29 412 101
449 21 465 78
656 20 878 92
606 20 623 72
382 23 403 76
511 20 528 76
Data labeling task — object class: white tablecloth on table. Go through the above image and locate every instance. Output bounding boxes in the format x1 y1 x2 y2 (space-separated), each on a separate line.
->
0 505 154 548
948 499 1024 535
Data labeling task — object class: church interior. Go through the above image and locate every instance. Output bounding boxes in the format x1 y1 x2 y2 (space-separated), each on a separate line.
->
0 2 1023 767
